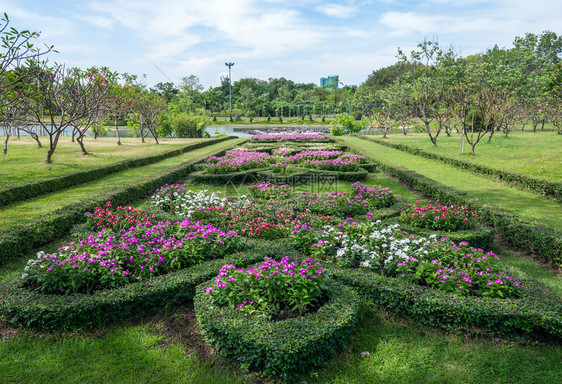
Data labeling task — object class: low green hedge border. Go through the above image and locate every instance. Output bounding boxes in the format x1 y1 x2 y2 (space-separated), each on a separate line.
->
0 139 240 265
0 240 297 332
397 223 495 249
332 267 562 341
348 136 562 268
359 136 562 201
258 167 369 182
195 278 360 382
0 137 234 209
191 167 370 185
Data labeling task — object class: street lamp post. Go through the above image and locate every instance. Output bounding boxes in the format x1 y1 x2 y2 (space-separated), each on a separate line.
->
225 62 234 113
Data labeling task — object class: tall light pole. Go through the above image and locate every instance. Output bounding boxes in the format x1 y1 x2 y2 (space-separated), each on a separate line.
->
225 62 234 113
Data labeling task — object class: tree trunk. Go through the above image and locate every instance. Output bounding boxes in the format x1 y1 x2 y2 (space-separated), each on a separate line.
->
45 133 61 164
77 134 88 155
3 130 9 154
30 132 42 148
114 116 121 145
541 120 545 129
71 127 77 142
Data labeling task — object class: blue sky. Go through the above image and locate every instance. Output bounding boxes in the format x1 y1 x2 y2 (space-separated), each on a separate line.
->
2 0 561 89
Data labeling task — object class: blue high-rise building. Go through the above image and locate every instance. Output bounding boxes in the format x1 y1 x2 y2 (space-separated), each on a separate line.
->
320 75 339 90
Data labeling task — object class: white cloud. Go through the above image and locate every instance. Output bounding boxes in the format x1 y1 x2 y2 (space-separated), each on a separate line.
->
315 3 358 18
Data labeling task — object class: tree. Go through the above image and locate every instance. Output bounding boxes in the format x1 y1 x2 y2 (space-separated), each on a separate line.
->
150 81 178 103
72 67 114 154
0 13 54 154
17 63 111 163
107 81 132 145
128 90 166 143
397 40 456 146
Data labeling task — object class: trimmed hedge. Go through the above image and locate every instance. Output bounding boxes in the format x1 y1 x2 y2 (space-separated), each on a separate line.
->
0 137 234 208
332 267 562 340
359 136 562 201
0 139 240 265
0 240 296 332
195 278 360 381
348 136 562 268
397 223 495 249
191 167 370 185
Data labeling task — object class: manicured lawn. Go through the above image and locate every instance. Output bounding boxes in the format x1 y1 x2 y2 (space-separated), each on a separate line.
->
378 130 562 181
0 136 207 186
342 136 562 228
0 139 241 229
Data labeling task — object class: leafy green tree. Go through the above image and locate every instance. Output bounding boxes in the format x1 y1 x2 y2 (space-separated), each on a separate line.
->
397 40 456 146
170 112 209 138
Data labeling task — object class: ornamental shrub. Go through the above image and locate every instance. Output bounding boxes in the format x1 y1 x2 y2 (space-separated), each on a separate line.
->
22 219 241 294
248 181 292 200
400 200 478 231
206 257 326 318
84 202 155 231
311 220 520 298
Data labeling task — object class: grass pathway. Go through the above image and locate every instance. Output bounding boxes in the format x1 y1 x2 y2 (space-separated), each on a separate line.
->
0 139 241 229
343 136 562 228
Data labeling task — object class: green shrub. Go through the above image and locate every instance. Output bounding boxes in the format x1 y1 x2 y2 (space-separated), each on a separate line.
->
332 267 562 340
195 278 360 381
170 113 209 138
0 240 295 332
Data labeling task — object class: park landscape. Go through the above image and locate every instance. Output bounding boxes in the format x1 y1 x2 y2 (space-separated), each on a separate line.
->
1 10 562 384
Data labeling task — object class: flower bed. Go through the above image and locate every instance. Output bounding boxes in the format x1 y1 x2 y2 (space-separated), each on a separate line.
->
400 201 479 231
198 148 368 176
295 182 396 217
309 221 520 298
150 186 250 218
206 257 326 318
332 266 562 340
22 205 241 294
195 275 360 381
248 181 292 200
0 240 293 332
201 150 272 174
251 133 329 142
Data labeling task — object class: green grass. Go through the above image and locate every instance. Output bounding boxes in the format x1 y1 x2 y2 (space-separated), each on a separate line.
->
379 130 562 182
0 139 241 230
342 136 562 228
0 136 206 186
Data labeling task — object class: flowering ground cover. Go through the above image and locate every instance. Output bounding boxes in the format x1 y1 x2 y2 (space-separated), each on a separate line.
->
251 133 328 141
22 205 241 294
198 146 368 174
400 200 479 231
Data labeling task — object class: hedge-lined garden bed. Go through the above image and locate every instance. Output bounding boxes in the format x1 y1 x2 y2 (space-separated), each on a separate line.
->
195 277 360 381
359 136 562 201
348 136 562 268
0 240 295 332
332 267 562 340
0 137 234 208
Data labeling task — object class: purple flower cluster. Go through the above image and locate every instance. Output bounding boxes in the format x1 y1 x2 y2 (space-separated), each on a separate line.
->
206 257 326 317
296 182 396 217
251 134 327 141
249 181 292 200
202 150 273 174
23 219 240 294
